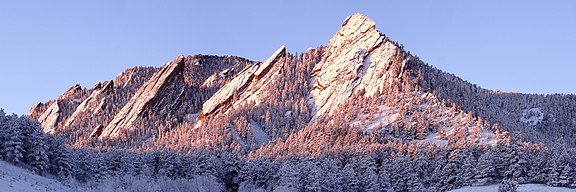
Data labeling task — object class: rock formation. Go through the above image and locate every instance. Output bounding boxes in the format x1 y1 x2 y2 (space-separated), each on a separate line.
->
200 45 286 119
37 101 61 134
310 13 402 118
99 55 186 139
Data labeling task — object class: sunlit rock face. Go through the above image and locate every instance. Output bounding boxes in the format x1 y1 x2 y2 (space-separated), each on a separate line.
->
99 55 186 139
198 46 286 122
64 80 114 128
310 13 403 118
37 101 61 134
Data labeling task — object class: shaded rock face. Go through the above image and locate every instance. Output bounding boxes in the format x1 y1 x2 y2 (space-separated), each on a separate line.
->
99 55 186 139
90 124 104 138
310 13 402 119
199 45 286 120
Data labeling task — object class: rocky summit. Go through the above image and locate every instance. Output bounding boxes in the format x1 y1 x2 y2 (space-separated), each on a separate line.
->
9 10 576 192
28 13 576 150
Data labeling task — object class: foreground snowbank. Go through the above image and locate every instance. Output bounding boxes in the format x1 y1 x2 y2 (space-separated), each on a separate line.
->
450 184 575 192
0 160 71 192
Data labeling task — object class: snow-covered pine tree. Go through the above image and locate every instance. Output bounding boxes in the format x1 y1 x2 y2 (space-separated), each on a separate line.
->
275 161 301 190
378 164 395 192
27 130 49 175
3 115 24 165
341 163 360 191
474 151 497 186
498 178 518 192
0 109 8 158
47 137 72 179
303 164 323 192
558 165 573 187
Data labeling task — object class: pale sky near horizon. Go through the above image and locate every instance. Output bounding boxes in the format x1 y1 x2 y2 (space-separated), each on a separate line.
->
1 1 575 115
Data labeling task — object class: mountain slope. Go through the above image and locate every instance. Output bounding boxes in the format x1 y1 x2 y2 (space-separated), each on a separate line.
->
27 13 576 150
100 55 186 139
0 160 72 192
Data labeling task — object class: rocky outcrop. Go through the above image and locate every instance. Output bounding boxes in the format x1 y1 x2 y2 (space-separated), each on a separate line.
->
64 80 114 128
90 124 104 138
37 101 61 134
62 84 82 97
199 45 286 119
99 55 186 139
310 13 402 118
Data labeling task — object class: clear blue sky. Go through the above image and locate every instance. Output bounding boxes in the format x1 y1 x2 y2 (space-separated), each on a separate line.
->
1 1 575 115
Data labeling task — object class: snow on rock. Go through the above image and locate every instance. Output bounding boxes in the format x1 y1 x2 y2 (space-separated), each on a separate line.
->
61 83 82 97
201 67 236 88
220 67 235 78
100 55 186 139
249 119 270 147
199 45 286 122
449 183 575 192
201 73 218 88
351 92 497 146
521 107 544 126
0 160 72 192
350 105 399 134
37 101 61 134
310 13 401 119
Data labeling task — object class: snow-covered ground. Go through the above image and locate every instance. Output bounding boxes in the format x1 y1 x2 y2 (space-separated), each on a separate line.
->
521 107 544 126
249 119 271 147
0 160 71 192
0 160 224 192
450 184 575 192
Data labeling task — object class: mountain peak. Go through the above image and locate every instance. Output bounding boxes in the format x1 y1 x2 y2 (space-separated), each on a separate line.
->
311 13 393 118
330 13 378 47
341 13 376 28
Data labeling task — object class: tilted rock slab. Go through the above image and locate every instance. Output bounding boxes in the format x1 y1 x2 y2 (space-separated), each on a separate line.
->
310 13 404 119
37 101 61 134
64 80 114 127
99 55 186 139
200 45 286 119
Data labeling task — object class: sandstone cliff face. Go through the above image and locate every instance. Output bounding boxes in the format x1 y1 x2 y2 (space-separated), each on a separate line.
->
64 80 114 128
99 55 186 139
310 13 403 119
37 101 61 134
199 45 286 119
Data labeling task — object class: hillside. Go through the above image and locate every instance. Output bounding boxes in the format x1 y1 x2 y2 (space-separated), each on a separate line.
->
16 13 576 191
0 160 71 192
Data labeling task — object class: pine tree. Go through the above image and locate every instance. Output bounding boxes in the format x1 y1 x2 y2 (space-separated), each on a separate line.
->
3 115 24 165
341 163 360 191
378 165 395 192
47 137 72 179
558 165 573 187
27 131 49 175
474 152 496 186
498 178 518 192
275 162 300 190
303 165 323 192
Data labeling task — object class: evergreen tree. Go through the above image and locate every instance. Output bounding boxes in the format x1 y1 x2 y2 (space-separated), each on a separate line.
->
341 163 360 191
47 137 72 179
275 162 301 190
498 178 518 192
3 115 24 165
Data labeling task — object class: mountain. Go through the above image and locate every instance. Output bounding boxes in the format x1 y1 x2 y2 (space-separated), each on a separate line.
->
11 13 576 191
27 13 576 151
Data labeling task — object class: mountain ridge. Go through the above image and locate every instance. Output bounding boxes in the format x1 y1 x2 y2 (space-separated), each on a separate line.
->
27 13 576 150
